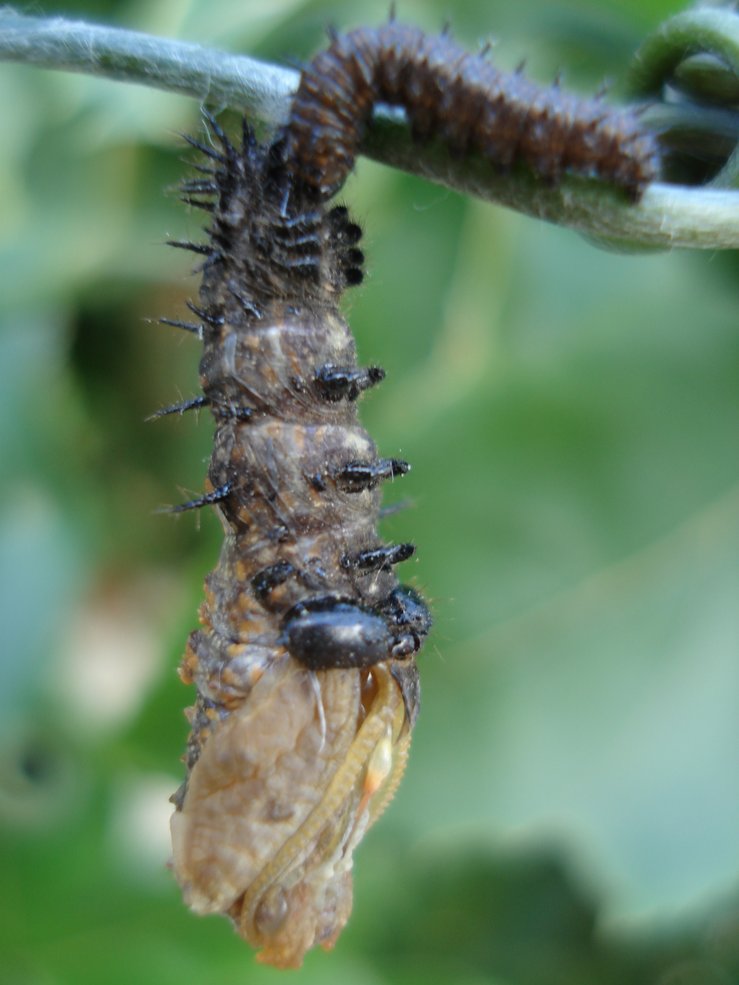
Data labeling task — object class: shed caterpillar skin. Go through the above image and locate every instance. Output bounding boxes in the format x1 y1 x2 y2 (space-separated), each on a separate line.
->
167 118 427 968
283 21 660 201
168 17 658 970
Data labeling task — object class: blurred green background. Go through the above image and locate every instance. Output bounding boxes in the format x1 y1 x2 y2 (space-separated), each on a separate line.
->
1 1 737 983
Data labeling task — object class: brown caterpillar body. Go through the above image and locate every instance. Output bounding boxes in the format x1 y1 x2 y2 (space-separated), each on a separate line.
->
168 119 428 968
284 21 660 200
168 18 660 970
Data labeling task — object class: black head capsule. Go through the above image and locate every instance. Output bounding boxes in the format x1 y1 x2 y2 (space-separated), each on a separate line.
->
374 585 432 657
282 597 393 670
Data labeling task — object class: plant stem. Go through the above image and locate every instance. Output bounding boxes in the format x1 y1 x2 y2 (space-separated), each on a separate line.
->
0 7 297 123
629 8 739 98
1 7 737 250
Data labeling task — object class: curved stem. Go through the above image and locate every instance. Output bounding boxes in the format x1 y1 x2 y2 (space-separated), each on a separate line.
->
363 114 739 250
629 8 739 97
1 8 738 250
628 8 739 193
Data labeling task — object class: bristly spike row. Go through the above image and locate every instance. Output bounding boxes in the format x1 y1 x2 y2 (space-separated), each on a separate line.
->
185 300 224 326
342 543 416 571
227 287 263 319
167 239 212 256
170 105 429 969
180 178 219 194
167 481 232 513
180 131 228 163
157 316 203 336
201 107 235 155
186 160 217 177
280 21 660 202
147 395 209 421
181 197 216 213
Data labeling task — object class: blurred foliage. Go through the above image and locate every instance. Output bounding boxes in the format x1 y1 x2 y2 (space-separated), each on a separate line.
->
0 1 737 984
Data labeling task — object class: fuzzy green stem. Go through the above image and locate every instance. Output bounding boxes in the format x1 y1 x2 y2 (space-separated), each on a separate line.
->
629 8 739 98
0 7 296 123
1 7 738 250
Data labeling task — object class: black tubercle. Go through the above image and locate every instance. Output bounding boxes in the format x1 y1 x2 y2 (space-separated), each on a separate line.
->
314 364 385 402
334 458 410 492
342 265 364 288
341 543 415 572
252 561 296 603
327 205 362 245
326 205 365 285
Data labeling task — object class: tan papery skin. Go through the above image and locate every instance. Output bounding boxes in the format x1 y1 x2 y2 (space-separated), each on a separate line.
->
171 660 410 968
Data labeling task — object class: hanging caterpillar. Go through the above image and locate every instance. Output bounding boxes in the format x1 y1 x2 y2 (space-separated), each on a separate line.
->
166 19 659 970
283 20 660 201
166 117 428 968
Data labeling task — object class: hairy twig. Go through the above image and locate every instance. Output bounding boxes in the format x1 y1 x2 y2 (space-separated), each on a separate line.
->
1 6 737 250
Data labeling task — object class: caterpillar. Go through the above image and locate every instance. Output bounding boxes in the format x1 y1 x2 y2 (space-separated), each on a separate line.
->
167 19 659 970
284 20 660 201
167 117 428 968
